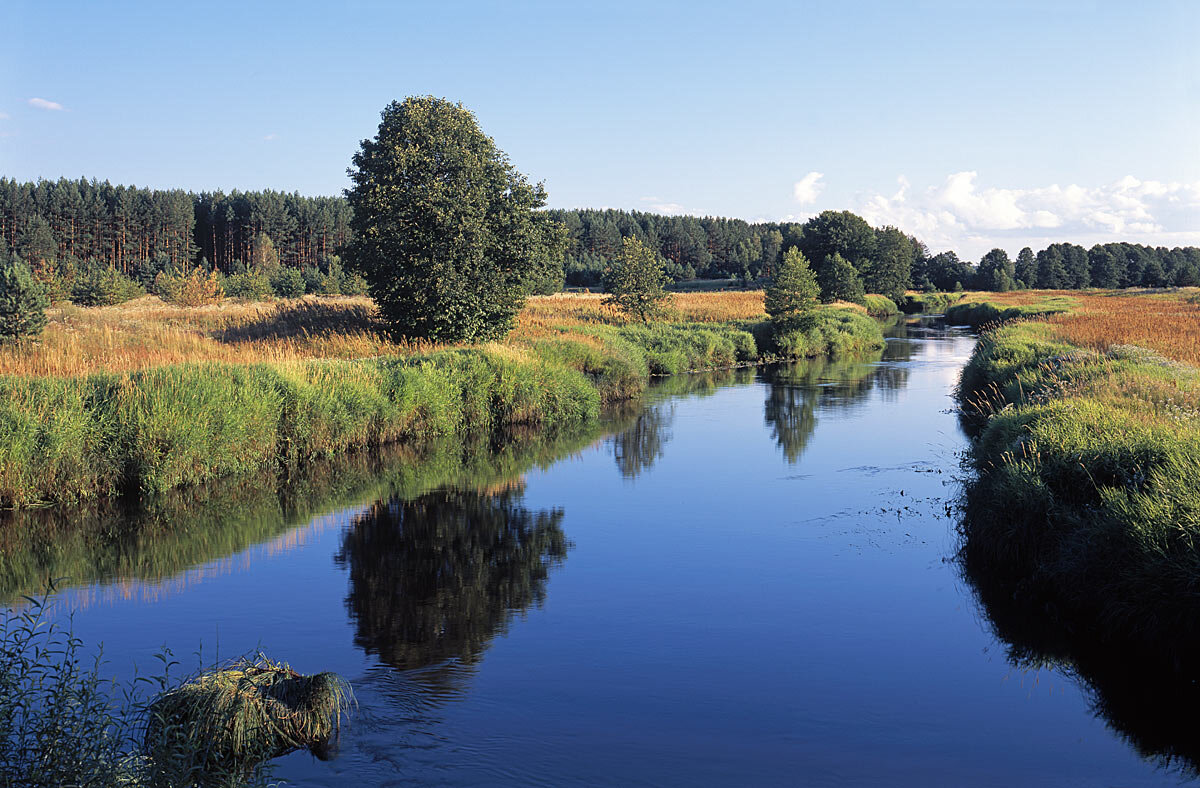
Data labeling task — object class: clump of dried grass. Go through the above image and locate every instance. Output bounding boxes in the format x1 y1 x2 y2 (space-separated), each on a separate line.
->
144 655 354 782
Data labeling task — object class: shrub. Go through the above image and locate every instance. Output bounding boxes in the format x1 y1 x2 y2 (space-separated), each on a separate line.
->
71 265 145 306
270 267 306 298
861 294 900 317
340 271 369 296
224 270 274 301
303 265 340 295
154 270 224 307
0 252 49 342
29 257 77 303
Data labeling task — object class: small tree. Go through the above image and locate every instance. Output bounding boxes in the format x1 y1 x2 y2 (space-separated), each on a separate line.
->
817 252 866 304
765 247 819 331
251 233 281 274
0 244 49 342
603 237 670 322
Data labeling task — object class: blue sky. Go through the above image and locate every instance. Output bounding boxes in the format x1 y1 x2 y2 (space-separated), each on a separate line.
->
1 0 1197 258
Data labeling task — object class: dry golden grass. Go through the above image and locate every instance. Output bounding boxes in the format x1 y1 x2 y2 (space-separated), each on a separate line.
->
0 290 772 378
10 287 1198 378
0 296 440 377
958 287 1200 365
515 290 766 335
1048 289 1200 365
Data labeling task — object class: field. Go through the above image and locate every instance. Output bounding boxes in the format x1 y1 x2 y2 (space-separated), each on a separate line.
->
0 292 776 378
0 291 884 507
946 288 1200 364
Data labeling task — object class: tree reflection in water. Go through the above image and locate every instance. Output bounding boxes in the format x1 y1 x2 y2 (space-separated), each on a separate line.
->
335 487 569 691
762 351 909 465
611 404 674 479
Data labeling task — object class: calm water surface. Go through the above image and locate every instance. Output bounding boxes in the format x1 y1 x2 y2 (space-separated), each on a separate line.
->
23 318 1195 786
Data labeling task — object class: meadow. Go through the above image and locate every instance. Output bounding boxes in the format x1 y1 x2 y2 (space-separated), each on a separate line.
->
954 287 1200 661
0 291 884 507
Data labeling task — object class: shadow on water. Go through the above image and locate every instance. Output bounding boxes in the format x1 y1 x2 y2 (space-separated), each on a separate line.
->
961 552 1200 778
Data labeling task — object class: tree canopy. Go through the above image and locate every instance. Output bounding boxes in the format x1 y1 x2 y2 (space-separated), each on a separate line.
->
345 96 556 342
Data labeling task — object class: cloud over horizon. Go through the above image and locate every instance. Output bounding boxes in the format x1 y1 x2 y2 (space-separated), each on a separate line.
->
856 172 1200 259
638 196 690 216
28 97 65 111
792 172 824 206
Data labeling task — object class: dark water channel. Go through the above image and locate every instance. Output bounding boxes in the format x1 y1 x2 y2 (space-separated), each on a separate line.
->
10 317 1197 786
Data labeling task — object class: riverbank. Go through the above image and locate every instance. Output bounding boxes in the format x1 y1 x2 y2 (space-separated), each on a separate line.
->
954 288 1200 661
0 294 883 507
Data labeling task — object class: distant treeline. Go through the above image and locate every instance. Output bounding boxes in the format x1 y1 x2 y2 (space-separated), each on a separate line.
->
2 176 1198 298
0 177 351 277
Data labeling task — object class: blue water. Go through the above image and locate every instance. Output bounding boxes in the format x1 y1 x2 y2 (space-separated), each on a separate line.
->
32 319 1193 786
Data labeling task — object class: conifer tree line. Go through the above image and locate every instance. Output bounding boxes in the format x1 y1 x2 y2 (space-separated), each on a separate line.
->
0 177 351 277
2 176 1198 301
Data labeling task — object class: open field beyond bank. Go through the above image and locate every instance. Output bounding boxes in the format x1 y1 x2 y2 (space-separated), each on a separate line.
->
0 291 884 507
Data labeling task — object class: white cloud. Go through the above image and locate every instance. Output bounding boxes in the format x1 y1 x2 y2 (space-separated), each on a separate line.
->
263 133 278 141
857 172 1200 259
638 196 690 216
792 171 824 206
28 97 64 111
0 112 9 120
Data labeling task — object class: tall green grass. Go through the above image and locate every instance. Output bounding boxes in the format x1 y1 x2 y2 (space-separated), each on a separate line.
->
957 319 1200 659
901 292 962 314
0 309 883 507
861 294 900 317
762 308 885 360
0 347 599 507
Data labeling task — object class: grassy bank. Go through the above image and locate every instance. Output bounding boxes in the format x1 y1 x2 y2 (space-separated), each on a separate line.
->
0 294 883 507
901 292 962 314
943 293 1076 327
956 289 1200 659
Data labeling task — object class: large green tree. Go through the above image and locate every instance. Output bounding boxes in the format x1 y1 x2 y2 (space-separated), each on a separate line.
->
976 248 1016 291
864 226 913 301
817 252 866 304
798 210 877 270
344 96 557 341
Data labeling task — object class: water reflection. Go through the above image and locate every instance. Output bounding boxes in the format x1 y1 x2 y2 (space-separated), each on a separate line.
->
612 404 674 478
761 351 909 465
962 543 1200 778
606 368 752 480
0 427 612 606
335 488 569 689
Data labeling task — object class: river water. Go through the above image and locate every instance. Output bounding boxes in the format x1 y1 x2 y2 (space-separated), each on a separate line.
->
10 317 1193 786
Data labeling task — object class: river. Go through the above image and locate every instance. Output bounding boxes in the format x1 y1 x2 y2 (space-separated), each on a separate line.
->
9 317 1192 786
